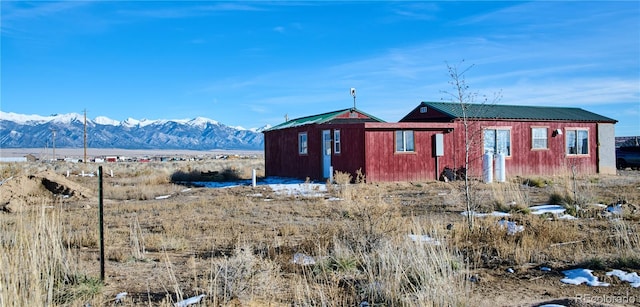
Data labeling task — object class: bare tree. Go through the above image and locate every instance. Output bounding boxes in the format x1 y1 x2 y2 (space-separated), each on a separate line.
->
441 61 500 231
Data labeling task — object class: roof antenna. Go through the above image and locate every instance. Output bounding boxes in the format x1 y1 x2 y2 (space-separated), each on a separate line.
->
350 88 356 109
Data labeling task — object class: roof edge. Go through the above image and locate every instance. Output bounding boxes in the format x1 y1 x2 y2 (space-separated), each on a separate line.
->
264 107 385 132
419 101 618 123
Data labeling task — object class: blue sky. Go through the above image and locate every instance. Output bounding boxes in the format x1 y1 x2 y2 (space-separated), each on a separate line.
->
1 1 639 136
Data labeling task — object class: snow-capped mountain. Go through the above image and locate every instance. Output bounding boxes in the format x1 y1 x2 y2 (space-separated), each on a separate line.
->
0 111 264 150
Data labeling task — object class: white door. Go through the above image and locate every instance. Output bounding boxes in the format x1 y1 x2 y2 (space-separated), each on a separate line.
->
322 130 331 178
597 123 616 174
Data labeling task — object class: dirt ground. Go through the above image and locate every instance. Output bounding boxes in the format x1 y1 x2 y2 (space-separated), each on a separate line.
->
0 170 94 212
1 163 639 306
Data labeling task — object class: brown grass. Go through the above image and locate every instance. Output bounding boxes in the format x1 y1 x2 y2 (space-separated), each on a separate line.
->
0 202 103 306
1 160 640 306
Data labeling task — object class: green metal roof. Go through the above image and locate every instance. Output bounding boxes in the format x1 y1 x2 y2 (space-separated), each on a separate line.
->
265 108 385 131
421 102 617 123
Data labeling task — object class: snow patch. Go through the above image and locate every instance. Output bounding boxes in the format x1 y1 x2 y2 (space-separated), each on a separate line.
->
292 253 316 265
407 234 441 245
461 205 575 219
51 113 83 124
0 111 84 124
122 117 141 127
94 116 120 126
115 292 127 303
498 220 524 235
0 111 53 124
606 204 623 215
174 294 205 307
194 117 218 127
557 214 577 220
122 117 157 127
606 269 640 287
172 117 219 128
460 211 511 217
268 183 327 197
560 268 609 286
529 205 567 215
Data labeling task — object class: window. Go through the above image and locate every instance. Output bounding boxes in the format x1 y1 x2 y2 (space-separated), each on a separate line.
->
395 130 415 152
420 106 428 113
298 132 308 155
334 130 341 154
484 128 511 156
532 127 548 149
566 129 588 155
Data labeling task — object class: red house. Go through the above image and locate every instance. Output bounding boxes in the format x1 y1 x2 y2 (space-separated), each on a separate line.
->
263 102 617 182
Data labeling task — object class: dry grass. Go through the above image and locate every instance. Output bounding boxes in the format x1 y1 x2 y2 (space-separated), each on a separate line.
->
1 159 640 306
0 202 103 306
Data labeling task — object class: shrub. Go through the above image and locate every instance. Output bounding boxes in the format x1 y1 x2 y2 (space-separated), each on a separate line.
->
579 257 606 270
523 177 546 188
170 167 242 182
548 192 571 206
209 245 283 304
54 274 103 304
333 171 353 185
493 201 530 214
612 256 640 270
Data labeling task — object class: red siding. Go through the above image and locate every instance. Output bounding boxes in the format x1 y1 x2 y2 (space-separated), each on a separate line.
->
264 127 323 179
334 111 371 119
442 120 598 177
264 122 454 182
358 123 455 182
364 130 442 182
264 124 369 181
325 124 367 179
264 117 601 182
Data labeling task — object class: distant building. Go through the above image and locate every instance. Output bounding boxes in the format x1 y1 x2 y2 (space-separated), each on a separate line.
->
0 154 37 163
0 157 28 163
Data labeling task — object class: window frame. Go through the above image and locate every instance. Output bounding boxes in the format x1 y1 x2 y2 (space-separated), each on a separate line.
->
531 127 548 150
333 130 341 154
395 130 415 153
566 128 589 156
483 127 512 157
298 132 308 155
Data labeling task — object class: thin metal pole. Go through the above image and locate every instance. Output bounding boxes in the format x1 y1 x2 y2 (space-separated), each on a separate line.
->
98 166 105 281
52 129 56 162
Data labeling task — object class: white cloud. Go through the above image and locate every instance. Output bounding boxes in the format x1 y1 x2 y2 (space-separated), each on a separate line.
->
116 3 265 19
2 1 90 20
388 2 440 21
495 78 640 107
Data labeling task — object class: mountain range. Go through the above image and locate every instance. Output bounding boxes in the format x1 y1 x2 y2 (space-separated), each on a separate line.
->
0 112 266 151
